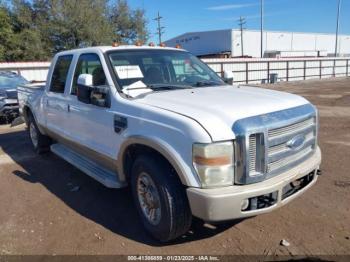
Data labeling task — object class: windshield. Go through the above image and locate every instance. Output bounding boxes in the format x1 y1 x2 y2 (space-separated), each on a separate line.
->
108 49 225 92
0 74 28 89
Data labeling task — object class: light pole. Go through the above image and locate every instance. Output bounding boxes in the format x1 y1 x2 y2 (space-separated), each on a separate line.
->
260 0 264 58
333 0 341 77
335 0 342 57
238 16 246 57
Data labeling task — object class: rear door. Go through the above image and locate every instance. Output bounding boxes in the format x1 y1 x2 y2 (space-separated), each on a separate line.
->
44 55 73 136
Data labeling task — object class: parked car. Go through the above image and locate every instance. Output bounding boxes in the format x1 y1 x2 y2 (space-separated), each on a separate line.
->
0 71 29 123
17 45 321 242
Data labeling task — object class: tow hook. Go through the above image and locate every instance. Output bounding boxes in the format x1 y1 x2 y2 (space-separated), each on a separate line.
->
316 169 322 176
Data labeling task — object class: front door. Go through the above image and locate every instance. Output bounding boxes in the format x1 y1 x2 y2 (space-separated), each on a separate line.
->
64 53 119 169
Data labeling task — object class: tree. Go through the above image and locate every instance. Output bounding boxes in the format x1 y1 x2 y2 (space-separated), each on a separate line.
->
132 8 148 43
109 0 148 44
44 0 114 52
0 5 14 61
0 0 149 62
7 0 49 61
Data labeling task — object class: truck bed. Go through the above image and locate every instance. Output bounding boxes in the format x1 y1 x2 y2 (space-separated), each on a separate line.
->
17 82 46 117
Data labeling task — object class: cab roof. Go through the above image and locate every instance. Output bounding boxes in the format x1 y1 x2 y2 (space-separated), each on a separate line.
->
57 45 186 56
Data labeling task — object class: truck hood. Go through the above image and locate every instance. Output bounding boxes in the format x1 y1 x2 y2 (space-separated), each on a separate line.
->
137 85 309 141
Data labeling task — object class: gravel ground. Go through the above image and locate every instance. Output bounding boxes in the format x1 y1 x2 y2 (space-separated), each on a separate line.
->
0 77 349 256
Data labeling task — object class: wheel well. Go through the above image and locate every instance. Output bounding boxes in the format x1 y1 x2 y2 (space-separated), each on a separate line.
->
123 144 178 183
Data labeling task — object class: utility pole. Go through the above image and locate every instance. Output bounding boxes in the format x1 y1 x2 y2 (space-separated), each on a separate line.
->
335 0 341 57
154 11 165 45
333 0 342 76
238 16 246 57
260 0 264 58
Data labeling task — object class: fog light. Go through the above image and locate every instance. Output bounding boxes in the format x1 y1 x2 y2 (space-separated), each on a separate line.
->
241 199 249 211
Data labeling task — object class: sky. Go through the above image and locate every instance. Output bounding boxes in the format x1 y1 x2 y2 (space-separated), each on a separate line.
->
127 0 350 43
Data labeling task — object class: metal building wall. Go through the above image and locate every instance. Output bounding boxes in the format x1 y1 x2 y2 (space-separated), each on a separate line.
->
164 29 232 56
166 29 350 58
232 30 350 57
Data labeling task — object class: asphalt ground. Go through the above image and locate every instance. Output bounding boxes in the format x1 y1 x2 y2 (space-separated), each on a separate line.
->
0 77 349 256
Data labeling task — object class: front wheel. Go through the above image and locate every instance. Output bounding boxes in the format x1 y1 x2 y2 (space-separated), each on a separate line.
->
131 155 192 242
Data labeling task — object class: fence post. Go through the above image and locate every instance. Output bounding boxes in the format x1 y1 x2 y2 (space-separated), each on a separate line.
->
220 63 224 78
246 62 249 84
267 61 270 83
319 60 322 79
286 61 289 81
303 60 306 80
346 59 349 77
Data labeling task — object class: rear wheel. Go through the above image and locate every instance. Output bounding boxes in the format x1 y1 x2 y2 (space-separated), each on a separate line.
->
131 155 192 242
28 114 51 154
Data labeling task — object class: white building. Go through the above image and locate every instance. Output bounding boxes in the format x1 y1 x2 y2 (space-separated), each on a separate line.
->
165 29 350 58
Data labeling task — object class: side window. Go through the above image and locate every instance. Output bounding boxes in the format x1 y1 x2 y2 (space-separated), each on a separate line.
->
71 53 107 95
49 55 73 93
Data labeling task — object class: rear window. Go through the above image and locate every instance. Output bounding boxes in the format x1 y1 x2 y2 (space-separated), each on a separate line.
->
49 55 73 93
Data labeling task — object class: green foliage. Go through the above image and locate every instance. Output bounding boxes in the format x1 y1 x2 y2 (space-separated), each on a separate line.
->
109 0 149 44
0 5 14 61
0 0 149 62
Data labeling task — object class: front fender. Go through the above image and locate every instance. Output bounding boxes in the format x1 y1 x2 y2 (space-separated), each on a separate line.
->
117 135 201 187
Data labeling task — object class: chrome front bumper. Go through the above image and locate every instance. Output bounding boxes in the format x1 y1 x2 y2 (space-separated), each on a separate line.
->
186 146 321 222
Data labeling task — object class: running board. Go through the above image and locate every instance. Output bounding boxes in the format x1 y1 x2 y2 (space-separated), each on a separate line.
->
50 143 125 188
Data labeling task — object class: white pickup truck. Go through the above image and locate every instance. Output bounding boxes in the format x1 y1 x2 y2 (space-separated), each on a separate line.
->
18 45 321 242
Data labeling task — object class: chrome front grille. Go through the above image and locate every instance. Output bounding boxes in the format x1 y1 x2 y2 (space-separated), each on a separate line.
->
268 118 314 138
233 104 318 185
268 131 314 156
248 135 256 172
268 145 314 172
267 117 316 175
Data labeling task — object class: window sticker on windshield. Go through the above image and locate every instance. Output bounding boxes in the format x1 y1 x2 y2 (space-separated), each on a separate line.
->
114 65 144 79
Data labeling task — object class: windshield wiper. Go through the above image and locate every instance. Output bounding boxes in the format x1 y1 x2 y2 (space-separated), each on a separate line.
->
148 84 194 90
194 80 222 87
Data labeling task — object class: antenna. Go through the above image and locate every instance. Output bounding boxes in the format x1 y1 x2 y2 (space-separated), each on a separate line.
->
154 11 165 45
238 16 246 57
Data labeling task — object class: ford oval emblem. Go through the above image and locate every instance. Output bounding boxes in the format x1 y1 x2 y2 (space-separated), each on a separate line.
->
287 134 305 150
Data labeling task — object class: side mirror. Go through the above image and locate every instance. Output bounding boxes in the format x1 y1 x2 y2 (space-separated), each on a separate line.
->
223 70 234 85
76 74 109 107
77 74 93 87
90 86 109 107
77 74 93 104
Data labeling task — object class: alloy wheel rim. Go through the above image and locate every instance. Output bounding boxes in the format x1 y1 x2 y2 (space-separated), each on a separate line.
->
29 122 38 148
137 172 162 225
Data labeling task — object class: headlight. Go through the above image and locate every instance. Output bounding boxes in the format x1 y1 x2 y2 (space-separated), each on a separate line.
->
193 141 234 188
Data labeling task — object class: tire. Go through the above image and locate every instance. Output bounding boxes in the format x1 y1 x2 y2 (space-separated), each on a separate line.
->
28 113 51 154
131 155 192 242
